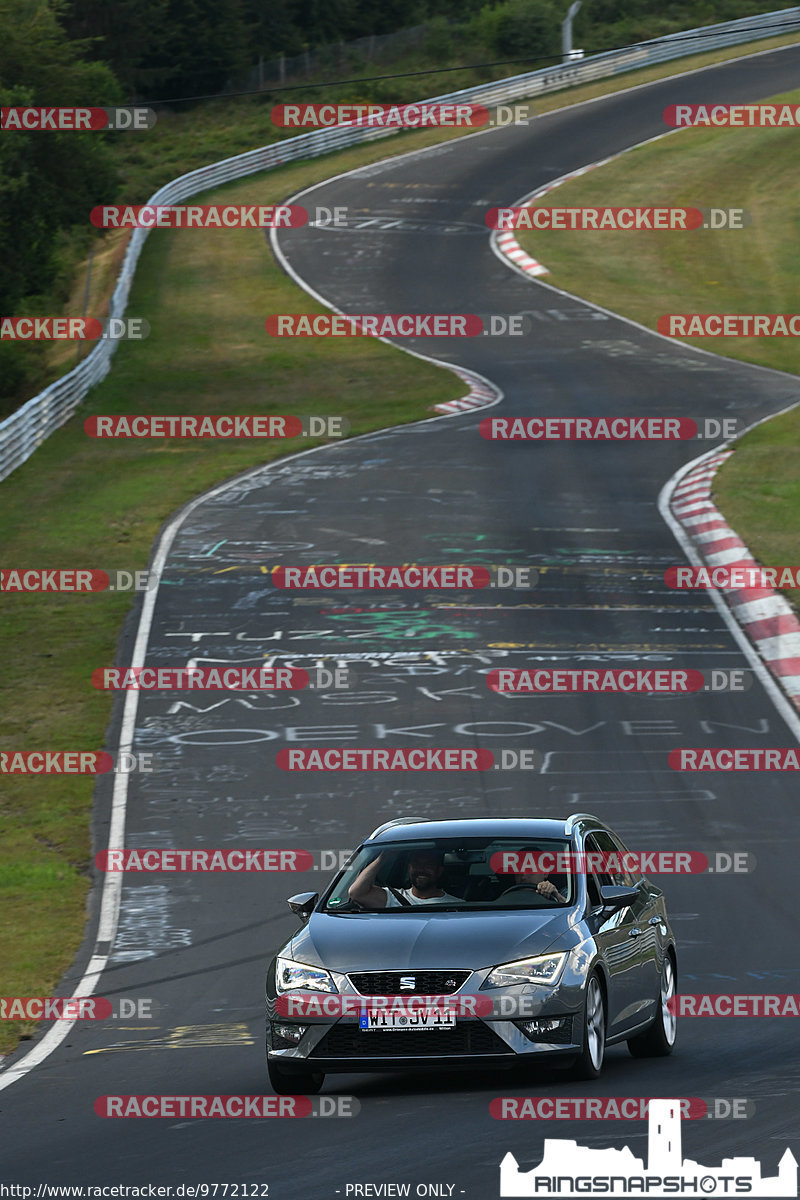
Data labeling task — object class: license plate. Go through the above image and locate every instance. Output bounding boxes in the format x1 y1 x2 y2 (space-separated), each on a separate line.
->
360 1009 456 1030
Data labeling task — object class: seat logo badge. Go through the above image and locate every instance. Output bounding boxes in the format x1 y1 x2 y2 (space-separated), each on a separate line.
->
400 976 416 990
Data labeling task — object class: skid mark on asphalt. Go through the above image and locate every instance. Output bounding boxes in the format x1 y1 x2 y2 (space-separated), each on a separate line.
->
84 1023 254 1055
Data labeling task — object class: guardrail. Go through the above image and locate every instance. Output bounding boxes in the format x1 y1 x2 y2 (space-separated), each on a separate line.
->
2 6 798 483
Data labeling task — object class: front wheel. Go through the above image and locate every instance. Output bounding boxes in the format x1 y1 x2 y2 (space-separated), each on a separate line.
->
628 954 677 1058
568 973 606 1080
268 1057 325 1095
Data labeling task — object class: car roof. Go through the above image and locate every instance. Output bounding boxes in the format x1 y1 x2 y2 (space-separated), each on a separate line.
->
364 815 606 844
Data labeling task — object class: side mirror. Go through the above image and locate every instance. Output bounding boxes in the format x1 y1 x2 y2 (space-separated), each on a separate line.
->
287 891 318 922
599 884 639 912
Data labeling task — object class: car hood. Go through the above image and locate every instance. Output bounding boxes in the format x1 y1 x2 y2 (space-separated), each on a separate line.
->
287 908 573 973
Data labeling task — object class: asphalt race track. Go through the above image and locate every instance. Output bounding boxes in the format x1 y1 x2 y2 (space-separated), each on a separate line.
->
2 44 800 1196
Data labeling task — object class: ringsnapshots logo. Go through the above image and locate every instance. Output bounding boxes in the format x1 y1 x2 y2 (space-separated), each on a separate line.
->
498 1099 795 1197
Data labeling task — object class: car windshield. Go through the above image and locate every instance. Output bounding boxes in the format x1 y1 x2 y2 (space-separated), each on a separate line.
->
323 836 575 912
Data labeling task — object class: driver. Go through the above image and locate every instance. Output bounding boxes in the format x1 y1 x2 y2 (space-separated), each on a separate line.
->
349 850 459 910
500 867 567 903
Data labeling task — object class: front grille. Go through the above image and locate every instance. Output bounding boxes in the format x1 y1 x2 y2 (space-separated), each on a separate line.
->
348 970 471 995
311 1022 510 1058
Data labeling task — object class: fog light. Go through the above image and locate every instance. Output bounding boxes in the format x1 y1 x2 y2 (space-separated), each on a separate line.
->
516 1016 568 1042
272 1023 306 1044
526 1018 563 1033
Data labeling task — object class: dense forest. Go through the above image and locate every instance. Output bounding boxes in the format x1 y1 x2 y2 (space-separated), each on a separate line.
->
60 0 788 99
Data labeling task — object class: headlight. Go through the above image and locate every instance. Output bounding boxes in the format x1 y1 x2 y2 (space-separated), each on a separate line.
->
275 956 338 994
484 953 567 988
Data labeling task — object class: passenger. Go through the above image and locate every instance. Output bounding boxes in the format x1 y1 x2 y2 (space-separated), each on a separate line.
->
349 850 460 909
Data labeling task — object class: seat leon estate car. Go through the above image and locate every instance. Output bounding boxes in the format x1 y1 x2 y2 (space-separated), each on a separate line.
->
265 814 677 1093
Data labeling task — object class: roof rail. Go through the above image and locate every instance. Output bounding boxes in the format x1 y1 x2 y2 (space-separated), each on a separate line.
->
366 816 430 839
564 811 602 833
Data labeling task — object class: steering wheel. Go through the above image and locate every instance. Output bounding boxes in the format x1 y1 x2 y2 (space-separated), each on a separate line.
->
502 884 560 901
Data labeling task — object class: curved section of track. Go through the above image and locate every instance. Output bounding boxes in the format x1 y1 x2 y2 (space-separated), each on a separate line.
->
2 46 799 1193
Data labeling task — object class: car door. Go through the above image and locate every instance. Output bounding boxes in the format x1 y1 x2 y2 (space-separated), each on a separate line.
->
584 831 653 1037
606 827 666 1023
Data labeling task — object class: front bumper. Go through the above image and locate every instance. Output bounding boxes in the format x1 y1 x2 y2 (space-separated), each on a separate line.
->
267 1012 580 1072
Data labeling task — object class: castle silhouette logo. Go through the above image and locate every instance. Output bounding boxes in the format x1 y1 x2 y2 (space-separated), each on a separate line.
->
500 1099 797 1197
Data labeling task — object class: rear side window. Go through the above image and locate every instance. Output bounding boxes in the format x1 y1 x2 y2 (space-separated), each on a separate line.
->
586 830 639 888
